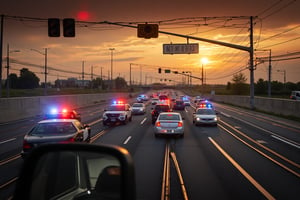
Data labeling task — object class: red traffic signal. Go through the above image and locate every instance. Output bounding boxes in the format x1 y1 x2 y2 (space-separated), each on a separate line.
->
63 18 75 37
48 18 60 37
137 24 158 39
158 68 161 73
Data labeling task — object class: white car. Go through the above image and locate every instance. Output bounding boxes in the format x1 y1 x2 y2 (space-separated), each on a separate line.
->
154 112 184 137
151 98 159 105
131 103 146 115
193 108 218 126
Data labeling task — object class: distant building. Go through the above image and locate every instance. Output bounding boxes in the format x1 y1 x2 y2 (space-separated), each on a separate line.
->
55 78 90 88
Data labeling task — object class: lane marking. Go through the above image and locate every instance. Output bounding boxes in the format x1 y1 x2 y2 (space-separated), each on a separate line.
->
140 118 147 125
89 118 102 126
220 112 231 118
271 135 300 149
0 138 16 144
208 137 276 200
123 136 132 145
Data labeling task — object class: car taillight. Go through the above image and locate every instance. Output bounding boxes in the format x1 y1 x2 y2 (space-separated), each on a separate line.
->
155 121 161 127
178 122 183 127
60 137 75 144
23 140 32 150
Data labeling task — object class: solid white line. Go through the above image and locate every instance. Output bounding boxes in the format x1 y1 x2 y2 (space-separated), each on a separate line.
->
0 138 16 144
140 118 147 125
271 135 300 149
208 137 275 200
220 112 231 118
123 136 132 144
89 118 102 126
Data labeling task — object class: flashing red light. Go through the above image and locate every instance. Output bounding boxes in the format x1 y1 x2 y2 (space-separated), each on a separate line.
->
155 121 161 127
62 108 68 113
77 11 90 21
60 137 75 143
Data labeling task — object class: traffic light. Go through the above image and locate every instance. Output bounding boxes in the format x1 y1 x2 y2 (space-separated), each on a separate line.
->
165 69 171 73
137 24 158 39
48 18 60 37
158 68 161 73
173 71 178 74
63 18 75 37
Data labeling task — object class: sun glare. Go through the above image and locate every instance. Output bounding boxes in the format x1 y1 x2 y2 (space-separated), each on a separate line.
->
201 57 209 65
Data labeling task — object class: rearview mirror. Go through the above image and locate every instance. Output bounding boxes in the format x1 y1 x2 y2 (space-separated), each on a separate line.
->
13 143 135 200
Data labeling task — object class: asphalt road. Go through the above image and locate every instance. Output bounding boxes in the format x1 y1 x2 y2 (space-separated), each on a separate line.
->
0 90 299 200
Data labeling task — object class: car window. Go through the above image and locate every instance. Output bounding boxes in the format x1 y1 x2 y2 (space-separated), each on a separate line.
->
155 105 170 111
30 122 76 135
159 114 180 120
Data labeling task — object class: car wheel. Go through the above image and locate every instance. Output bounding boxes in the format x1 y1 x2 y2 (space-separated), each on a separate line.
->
86 131 91 143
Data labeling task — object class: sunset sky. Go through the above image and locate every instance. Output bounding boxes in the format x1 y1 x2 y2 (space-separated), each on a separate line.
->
0 0 299 86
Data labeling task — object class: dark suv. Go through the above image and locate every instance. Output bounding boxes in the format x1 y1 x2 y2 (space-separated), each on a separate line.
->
151 104 172 124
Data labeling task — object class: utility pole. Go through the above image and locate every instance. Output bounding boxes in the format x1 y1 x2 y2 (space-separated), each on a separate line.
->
6 44 20 97
129 63 132 87
82 61 85 88
31 48 48 95
0 15 4 98
249 16 255 109
268 49 272 97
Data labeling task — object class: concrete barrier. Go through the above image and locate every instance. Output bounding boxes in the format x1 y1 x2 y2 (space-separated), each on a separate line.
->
211 95 300 118
0 93 130 123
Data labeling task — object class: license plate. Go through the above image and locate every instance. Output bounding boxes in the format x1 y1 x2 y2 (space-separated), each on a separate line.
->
167 130 174 133
111 118 116 122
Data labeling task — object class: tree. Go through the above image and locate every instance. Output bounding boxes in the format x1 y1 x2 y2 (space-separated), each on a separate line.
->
18 68 40 89
114 77 127 89
255 78 267 95
231 72 248 95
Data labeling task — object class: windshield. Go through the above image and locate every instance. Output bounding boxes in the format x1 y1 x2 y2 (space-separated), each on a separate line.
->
107 105 125 111
132 103 143 107
155 105 170 111
196 109 215 115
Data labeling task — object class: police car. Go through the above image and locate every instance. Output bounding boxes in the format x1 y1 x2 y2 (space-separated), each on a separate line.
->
102 100 132 126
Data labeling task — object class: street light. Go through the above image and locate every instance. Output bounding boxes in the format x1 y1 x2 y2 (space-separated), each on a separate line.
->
6 44 20 97
31 48 48 95
109 48 115 89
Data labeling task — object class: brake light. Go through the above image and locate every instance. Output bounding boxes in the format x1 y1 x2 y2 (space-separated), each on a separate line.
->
60 137 75 143
178 122 183 127
23 140 32 150
155 121 161 127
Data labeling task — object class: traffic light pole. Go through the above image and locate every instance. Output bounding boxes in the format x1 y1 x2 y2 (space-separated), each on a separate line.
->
105 18 256 109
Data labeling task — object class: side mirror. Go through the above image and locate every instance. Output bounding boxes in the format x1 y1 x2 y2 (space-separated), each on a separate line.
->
13 143 136 200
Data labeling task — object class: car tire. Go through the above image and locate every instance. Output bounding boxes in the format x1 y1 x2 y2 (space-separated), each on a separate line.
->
86 131 91 143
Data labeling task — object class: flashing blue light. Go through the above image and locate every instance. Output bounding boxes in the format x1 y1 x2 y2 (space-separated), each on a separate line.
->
50 108 58 114
207 103 212 108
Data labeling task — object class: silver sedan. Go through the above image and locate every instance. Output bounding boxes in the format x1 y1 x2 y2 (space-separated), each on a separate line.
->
153 112 184 137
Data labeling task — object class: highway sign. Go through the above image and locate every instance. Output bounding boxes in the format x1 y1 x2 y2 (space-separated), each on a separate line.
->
163 43 199 54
